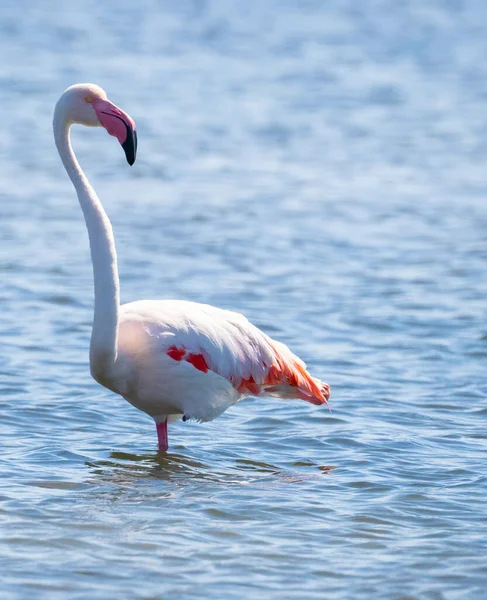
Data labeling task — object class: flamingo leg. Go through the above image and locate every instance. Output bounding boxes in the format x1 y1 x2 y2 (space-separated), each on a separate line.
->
156 419 168 452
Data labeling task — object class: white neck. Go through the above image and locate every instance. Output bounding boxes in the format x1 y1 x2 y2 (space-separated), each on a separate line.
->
53 107 119 382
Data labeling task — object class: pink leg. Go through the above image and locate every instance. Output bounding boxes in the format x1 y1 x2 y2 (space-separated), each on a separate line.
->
156 419 168 452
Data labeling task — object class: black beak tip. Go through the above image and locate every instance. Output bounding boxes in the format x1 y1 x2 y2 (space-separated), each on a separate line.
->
122 129 137 166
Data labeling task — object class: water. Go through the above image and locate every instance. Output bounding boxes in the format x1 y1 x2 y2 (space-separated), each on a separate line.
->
1 1 487 598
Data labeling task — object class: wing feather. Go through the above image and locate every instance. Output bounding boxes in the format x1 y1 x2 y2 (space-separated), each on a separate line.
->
119 299 328 405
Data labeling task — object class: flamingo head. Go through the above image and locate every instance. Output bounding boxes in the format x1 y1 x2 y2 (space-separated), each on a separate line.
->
58 83 137 165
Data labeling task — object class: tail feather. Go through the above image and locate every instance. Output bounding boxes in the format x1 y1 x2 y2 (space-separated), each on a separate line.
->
262 379 330 406
232 338 330 406
261 342 330 406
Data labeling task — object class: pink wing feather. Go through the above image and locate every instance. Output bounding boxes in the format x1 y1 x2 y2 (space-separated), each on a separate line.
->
124 300 329 406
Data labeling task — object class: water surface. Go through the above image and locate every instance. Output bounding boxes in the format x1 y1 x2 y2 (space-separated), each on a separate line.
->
1 1 487 598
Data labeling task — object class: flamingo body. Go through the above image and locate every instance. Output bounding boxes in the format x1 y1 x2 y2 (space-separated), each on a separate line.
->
53 84 330 452
107 300 330 426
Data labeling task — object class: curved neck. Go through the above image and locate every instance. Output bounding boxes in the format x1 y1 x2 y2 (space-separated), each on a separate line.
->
53 108 119 380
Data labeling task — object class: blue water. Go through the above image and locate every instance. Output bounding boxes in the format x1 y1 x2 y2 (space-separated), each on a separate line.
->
1 1 487 598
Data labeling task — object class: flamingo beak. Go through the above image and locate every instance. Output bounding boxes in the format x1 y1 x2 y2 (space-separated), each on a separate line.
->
122 127 137 166
92 99 137 165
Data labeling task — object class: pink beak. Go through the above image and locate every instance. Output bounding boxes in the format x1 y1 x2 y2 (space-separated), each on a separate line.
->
92 98 137 165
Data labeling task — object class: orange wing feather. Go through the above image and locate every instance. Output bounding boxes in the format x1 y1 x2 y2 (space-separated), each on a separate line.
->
235 342 330 406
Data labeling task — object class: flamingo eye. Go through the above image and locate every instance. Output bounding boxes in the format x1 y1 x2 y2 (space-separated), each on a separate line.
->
85 96 93 103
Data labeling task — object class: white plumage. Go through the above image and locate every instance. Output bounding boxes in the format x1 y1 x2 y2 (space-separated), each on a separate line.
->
54 84 330 452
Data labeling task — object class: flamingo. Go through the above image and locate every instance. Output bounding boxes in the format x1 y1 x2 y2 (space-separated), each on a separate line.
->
53 83 331 452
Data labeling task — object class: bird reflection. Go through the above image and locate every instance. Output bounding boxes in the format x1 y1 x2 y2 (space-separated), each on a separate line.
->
84 450 336 494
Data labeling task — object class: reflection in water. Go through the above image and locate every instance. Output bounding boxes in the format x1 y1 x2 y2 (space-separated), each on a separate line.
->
84 451 337 493
85 451 210 486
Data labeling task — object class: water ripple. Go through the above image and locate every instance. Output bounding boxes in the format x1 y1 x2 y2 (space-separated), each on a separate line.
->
1 1 487 599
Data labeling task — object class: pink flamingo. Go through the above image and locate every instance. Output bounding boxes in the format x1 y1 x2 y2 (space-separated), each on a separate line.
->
53 84 331 452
